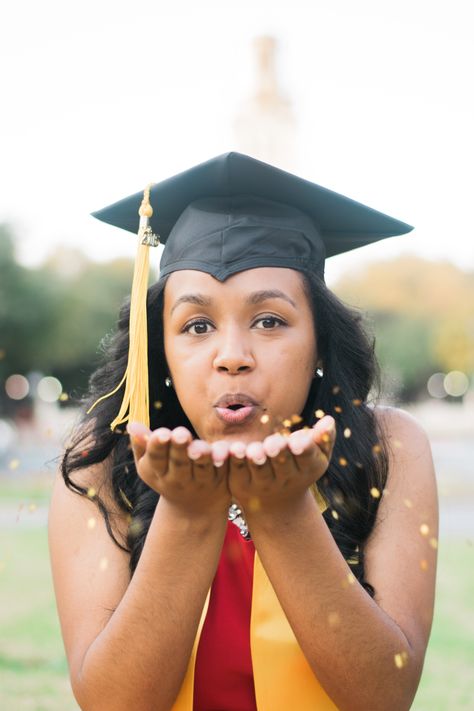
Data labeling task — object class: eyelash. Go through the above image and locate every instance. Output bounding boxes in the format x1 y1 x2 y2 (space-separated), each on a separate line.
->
181 315 287 335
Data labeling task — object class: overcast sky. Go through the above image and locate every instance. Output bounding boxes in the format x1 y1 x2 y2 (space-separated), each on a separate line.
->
1 0 472 285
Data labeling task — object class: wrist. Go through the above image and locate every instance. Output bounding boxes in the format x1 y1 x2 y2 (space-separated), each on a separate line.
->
244 489 318 533
156 496 229 535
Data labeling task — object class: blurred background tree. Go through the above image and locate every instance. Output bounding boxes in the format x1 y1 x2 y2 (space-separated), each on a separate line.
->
0 224 133 414
333 255 474 401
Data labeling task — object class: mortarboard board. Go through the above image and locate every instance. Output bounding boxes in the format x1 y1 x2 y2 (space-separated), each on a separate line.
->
88 151 413 430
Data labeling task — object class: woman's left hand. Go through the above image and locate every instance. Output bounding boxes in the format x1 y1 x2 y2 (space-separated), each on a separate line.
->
227 415 336 518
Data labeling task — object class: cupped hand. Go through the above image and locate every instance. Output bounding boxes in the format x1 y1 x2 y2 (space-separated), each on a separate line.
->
127 423 232 519
227 415 336 517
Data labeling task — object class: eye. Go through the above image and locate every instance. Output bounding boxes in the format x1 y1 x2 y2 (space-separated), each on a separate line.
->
254 315 287 329
182 318 214 335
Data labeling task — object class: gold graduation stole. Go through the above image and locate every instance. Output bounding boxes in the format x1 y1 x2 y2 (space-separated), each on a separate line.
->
171 491 338 711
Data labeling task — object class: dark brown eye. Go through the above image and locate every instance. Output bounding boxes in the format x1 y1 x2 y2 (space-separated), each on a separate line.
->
182 319 213 335
255 316 286 329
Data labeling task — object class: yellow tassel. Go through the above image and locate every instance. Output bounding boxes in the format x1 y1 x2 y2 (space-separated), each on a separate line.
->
87 185 159 431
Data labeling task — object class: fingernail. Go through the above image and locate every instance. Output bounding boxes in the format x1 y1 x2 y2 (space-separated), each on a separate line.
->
213 459 225 468
173 430 188 444
231 444 246 459
188 450 202 461
251 454 267 465
127 422 142 437
156 429 171 443
266 443 281 457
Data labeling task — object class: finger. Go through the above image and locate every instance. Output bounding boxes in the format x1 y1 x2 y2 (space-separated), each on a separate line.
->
187 440 215 484
266 435 295 481
228 441 252 487
127 421 152 463
288 428 327 476
312 416 337 459
146 427 172 477
168 427 194 480
210 440 231 482
245 441 275 482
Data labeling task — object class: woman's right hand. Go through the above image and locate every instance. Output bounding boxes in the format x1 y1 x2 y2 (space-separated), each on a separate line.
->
126 422 232 519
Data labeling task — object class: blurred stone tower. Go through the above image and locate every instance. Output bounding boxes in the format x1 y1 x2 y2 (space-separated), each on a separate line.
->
233 36 298 172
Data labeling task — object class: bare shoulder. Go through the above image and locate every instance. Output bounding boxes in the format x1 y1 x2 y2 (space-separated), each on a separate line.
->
48 455 131 690
364 405 439 667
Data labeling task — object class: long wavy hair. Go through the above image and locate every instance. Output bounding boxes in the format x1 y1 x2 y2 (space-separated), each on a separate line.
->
61 270 389 597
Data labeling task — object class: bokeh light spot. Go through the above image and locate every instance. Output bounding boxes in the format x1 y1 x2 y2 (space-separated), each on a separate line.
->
5 374 29 400
37 376 62 402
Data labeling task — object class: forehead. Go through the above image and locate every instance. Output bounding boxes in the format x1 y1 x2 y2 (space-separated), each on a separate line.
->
164 267 307 306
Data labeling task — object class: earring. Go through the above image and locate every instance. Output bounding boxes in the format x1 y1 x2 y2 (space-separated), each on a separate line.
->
165 376 173 388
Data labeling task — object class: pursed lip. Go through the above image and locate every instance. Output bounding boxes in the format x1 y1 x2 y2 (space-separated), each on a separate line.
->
213 392 260 408
213 392 261 425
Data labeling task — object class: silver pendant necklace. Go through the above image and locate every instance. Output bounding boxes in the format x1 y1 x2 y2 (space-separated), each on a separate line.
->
228 502 252 541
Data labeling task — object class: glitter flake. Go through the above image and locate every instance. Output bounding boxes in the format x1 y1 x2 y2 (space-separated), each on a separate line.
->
394 651 409 669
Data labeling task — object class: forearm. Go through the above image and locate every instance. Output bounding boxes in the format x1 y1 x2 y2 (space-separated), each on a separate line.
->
246 493 419 711
76 498 228 711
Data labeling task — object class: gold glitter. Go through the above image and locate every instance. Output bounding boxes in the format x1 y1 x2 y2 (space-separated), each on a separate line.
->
87 487 96 499
28 503 37 512
332 386 341 395
338 457 348 467
315 409 325 419
321 433 330 443
129 518 143 537
283 419 292 428
404 498 413 508
342 572 356 588
119 488 133 510
370 487 381 499
393 439 402 449
420 524 429 536
343 428 352 438
0 348 5 359
352 399 362 406
87 517 96 530
334 406 342 413
328 611 341 627
429 538 438 549
153 400 163 410
372 444 382 454
420 559 428 571
394 651 409 669
260 414 270 424
99 557 108 571
59 392 69 401
8 459 20 470
291 414 302 424
248 497 261 513
331 510 339 520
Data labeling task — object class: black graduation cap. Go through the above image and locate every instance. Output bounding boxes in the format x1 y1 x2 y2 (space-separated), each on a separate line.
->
92 151 413 282
88 152 413 431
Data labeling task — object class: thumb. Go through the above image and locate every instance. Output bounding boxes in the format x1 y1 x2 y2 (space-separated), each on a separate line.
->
126 421 151 463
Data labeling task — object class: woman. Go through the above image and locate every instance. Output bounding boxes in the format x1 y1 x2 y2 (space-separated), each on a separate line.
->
48 152 438 711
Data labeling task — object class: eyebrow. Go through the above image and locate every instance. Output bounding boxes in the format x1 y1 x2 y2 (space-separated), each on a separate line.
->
170 289 297 316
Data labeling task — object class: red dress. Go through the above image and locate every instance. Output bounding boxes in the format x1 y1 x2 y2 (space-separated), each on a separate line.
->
193 520 258 711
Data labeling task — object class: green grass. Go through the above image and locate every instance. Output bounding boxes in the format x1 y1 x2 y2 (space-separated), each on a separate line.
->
1 512 473 710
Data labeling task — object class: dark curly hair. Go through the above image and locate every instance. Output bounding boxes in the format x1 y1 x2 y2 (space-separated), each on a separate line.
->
61 270 389 597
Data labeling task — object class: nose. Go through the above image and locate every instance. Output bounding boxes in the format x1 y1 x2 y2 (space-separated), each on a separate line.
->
212 325 255 374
